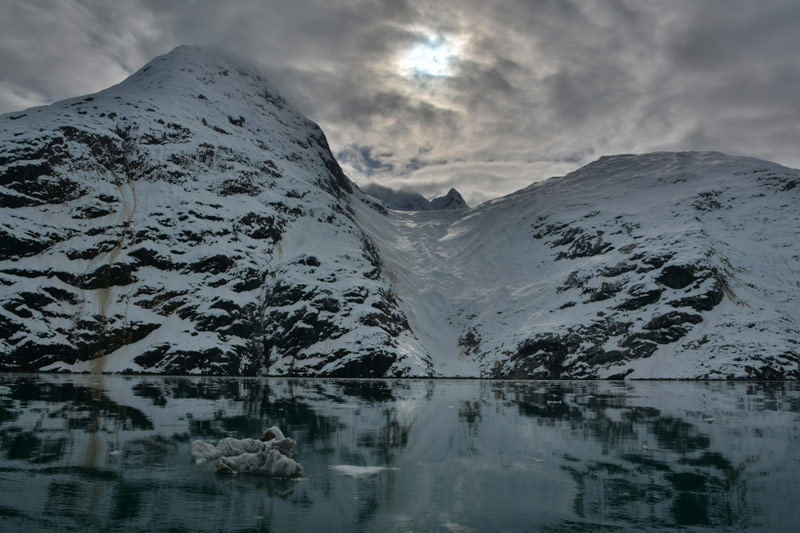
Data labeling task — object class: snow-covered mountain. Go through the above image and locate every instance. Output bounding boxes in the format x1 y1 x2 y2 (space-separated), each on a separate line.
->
362 183 468 211
0 46 432 377
1 46 798 378
360 152 800 379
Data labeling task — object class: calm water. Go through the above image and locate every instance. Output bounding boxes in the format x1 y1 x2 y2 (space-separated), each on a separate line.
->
0 375 798 532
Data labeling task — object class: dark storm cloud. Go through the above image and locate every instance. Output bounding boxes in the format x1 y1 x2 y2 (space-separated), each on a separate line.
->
1 0 799 205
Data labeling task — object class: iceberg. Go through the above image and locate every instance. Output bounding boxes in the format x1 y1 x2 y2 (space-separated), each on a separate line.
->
191 426 303 477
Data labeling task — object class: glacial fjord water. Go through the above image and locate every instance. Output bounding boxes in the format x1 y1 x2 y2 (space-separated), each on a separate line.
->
0 375 798 532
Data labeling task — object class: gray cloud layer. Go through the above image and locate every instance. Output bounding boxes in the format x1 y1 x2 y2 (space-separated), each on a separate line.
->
1 0 798 205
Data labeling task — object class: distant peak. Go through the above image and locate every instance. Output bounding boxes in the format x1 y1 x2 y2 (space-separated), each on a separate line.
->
431 188 467 210
363 184 468 211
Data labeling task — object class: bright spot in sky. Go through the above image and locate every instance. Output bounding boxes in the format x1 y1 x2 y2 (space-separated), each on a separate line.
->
400 36 457 77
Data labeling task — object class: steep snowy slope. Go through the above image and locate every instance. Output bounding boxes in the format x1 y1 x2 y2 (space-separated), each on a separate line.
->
0 46 431 376
356 152 800 379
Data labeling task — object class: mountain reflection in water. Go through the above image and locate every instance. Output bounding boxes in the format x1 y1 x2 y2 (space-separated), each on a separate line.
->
0 376 798 531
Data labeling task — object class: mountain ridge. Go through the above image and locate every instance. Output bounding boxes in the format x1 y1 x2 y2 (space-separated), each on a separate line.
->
1 46 798 378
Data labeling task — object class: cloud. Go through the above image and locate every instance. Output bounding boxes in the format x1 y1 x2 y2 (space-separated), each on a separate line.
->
0 1 161 100
337 145 395 176
2 0 799 204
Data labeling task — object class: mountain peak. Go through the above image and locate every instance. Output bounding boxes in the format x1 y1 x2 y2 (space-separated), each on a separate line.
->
431 188 467 210
110 45 284 104
128 45 255 81
362 184 468 211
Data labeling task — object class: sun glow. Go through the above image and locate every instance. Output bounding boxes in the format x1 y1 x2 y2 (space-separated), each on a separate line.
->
400 36 458 77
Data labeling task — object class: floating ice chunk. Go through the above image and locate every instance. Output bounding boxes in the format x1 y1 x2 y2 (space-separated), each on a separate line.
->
217 447 303 477
191 441 220 464
192 437 268 464
329 465 399 477
191 426 302 476
442 522 473 532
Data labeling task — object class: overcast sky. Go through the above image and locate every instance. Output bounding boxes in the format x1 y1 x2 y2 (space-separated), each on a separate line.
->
1 0 799 205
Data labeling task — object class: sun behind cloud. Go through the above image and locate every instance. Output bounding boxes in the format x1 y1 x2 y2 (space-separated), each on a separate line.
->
399 34 460 77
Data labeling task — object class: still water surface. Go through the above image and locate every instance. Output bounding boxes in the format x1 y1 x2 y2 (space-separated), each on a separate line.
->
0 375 798 532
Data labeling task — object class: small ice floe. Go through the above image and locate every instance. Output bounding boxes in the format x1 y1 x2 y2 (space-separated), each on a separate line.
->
329 465 399 477
642 445 661 452
530 457 546 463
109 450 121 456
442 521 473 532
191 426 303 477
